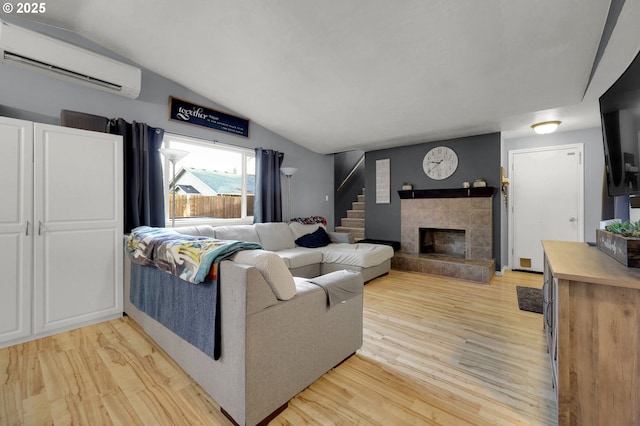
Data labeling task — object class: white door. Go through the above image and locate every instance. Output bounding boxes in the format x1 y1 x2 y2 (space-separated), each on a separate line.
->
509 144 584 272
0 117 33 343
33 124 123 333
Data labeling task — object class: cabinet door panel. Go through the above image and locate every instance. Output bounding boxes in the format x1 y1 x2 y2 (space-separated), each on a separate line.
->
37 228 119 331
36 125 120 224
33 124 123 333
0 234 30 340
0 117 33 344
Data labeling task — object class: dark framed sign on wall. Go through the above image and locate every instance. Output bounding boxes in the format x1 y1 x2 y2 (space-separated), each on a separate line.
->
168 96 250 137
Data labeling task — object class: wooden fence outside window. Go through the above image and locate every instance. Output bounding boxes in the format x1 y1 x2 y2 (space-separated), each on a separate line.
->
169 194 254 219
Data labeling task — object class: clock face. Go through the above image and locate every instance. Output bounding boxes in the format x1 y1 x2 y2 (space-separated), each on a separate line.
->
423 146 458 180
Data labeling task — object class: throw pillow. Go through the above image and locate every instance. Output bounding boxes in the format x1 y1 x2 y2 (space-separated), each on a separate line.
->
288 221 325 240
295 226 331 248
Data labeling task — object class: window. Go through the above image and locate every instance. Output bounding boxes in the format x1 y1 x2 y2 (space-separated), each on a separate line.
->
161 133 255 225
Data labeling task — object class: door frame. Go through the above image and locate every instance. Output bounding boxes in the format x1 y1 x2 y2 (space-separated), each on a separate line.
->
508 143 584 270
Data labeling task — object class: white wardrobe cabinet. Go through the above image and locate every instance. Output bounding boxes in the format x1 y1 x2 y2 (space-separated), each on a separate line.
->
0 116 123 348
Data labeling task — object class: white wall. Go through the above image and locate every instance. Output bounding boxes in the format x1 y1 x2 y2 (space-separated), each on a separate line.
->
501 127 606 269
0 17 335 228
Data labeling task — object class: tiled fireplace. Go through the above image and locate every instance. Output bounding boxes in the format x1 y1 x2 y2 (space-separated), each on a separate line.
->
391 188 495 283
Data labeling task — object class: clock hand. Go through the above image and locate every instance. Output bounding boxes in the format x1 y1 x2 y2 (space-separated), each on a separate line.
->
427 161 443 173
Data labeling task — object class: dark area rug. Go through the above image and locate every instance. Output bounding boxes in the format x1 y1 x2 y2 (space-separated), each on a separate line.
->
516 286 543 314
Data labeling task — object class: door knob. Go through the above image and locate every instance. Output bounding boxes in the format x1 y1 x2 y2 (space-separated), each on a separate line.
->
569 217 576 222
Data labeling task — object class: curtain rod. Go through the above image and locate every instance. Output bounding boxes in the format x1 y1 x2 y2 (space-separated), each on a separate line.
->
105 116 253 152
163 130 254 153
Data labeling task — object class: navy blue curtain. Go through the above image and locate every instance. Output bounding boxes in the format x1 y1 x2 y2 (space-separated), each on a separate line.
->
110 119 166 233
254 148 284 223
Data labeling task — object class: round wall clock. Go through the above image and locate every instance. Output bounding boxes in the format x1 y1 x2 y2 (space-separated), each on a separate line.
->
423 146 458 180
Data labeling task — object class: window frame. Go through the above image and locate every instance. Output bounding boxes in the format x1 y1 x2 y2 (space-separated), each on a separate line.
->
161 133 255 227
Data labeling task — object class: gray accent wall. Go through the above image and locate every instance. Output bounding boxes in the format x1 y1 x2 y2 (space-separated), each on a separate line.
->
0 17 334 228
365 133 502 269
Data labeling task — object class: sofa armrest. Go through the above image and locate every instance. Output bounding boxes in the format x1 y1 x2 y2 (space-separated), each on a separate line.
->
244 274 363 425
328 231 354 244
307 270 363 307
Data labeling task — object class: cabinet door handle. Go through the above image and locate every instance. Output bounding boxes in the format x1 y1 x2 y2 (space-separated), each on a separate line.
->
26 221 30 236
38 221 42 236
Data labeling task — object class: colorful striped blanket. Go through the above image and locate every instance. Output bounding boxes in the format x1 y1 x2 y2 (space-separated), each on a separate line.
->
126 226 263 283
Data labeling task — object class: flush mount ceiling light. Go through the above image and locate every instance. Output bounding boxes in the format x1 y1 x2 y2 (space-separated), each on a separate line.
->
531 120 561 134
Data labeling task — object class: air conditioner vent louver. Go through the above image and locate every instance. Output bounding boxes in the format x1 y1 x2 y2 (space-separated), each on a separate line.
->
0 20 141 99
4 51 124 92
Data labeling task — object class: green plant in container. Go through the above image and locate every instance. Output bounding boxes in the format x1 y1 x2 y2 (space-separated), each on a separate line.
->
472 177 487 188
605 221 640 238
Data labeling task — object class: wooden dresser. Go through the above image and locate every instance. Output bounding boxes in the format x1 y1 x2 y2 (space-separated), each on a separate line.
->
542 240 640 426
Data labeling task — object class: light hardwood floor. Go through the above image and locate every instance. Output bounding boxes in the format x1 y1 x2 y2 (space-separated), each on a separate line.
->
0 270 556 425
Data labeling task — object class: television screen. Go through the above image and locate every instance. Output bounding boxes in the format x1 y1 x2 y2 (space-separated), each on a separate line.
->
599 50 640 196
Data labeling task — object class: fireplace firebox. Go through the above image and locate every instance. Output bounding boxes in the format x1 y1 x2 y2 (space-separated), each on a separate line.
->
419 228 466 258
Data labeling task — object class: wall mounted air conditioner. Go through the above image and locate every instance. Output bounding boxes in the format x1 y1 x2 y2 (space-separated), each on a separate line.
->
0 20 141 99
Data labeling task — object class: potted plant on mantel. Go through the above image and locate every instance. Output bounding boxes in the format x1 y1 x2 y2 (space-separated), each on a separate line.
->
402 182 413 190
596 221 640 267
472 177 487 188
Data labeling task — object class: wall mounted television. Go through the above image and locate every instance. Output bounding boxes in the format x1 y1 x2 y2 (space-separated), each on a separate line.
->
599 49 640 196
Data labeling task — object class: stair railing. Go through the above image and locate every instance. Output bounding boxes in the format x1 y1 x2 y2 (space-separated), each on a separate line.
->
337 153 365 192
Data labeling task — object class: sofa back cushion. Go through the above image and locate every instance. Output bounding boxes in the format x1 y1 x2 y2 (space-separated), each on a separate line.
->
213 225 261 243
176 225 216 238
254 222 296 251
232 249 296 300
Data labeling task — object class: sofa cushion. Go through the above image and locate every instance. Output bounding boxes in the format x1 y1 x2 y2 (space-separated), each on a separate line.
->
320 243 394 268
213 225 261 243
254 222 296 251
288 222 325 240
328 231 355 244
295 227 331 248
232 249 296 300
176 225 216 238
275 247 324 269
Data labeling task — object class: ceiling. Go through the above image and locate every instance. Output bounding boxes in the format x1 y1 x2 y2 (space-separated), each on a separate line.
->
17 0 640 154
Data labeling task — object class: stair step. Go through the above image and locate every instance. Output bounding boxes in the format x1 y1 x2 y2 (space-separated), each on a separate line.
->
341 218 364 228
347 210 364 219
357 194 365 203
335 227 365 239
352 201 365 210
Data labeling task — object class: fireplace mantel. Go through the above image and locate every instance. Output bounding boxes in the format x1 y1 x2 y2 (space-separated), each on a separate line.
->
398 187 496 199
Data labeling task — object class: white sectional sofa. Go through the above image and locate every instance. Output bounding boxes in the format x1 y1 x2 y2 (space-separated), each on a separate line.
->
124 251 364 426
178 221 394 282
124 223 371 425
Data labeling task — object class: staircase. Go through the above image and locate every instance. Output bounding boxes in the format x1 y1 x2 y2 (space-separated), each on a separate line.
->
335 191 365 241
